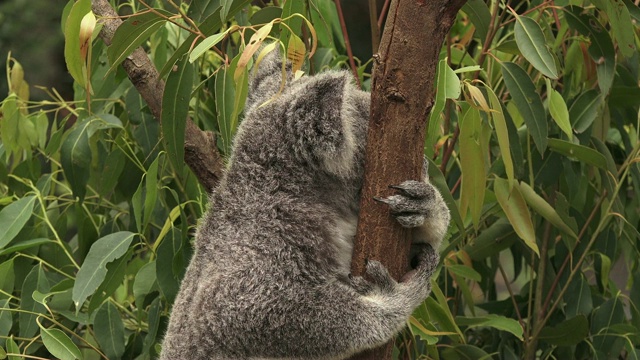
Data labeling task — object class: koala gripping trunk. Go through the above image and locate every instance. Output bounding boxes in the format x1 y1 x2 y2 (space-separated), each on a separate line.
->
348 0 467 359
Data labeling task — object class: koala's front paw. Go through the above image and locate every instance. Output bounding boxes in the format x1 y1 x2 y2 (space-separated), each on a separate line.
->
365 260 397 292
374 180 436 228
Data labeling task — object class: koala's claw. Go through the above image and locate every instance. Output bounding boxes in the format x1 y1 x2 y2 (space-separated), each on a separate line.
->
365 260 396 291
376 180 436 228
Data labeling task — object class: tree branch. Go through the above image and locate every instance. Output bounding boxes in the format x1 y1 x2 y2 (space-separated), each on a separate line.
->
348 0 466 358
91 0 223 192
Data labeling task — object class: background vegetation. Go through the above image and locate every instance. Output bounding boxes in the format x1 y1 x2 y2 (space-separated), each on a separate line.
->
0 0 639 359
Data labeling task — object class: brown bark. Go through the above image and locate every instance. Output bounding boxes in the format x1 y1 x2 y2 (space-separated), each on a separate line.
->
91 0 223 192
348 0 466 359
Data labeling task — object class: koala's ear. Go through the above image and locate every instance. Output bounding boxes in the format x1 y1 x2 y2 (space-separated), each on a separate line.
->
245 46 292 110
287 71 362 177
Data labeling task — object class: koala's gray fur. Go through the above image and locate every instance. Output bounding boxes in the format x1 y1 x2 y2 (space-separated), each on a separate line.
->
160 50 451 360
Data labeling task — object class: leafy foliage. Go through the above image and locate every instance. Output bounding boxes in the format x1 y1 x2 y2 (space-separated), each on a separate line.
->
0 0 638 359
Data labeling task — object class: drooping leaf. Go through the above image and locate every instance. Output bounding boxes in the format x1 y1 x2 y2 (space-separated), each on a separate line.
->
589 0 636 58
235 20 275 81
19 264 50 338
564 6 616 95
501 62 548 154
0 195 36 249
94 302 125 360
161 0 253 77
494 177 539 256
514 15 558 79
569 89 603 134
462 0 492 40
518 182 578 239
133 261 157 304
280 0 305 49
161 54 193 170
539 315 589 346
456 314 524 340
39 327 83 360
426 60 460 156
0 238 52 256
546 79 572 138
106 9 172 74
6 337 20 360
287 33 306 73
487 87 514 185
447 264 482 282
463 219 516 261
60 120 92 202
72 231 136 310
63 0 91 87
459 108 486 228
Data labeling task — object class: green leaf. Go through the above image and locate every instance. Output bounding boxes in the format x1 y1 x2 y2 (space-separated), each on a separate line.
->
106 9 171 74
463 219 516 261
546 79 572 138
6 337 19 360
133 261 157 304
426 157 465 239
518 182 578 239
589 0 636 58
514 15 558 79
162 54 193 170
72 231 136 309
19 264 50 338
60 120 93 202
501 62 547 154
426 283 465 342
160 0 253 77
461 0 491 40
547 138 607 170
0 238 51 256
280 0 305 50
63 0 91 87
494 177 538 256
189 29 231 63
87 249 132 315
442 344 491 359
459 108 486 228
569 89 603 134
215 61 238 154
564 6 615 95
486 87 514 185
447 264 481 282
539 315 589 346
456 314 524 340
0 195 36 249
94 302 125 360
39 327 83 360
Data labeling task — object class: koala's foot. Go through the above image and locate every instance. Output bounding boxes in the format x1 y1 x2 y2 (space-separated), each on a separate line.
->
402 244 439 282
374 180 436 228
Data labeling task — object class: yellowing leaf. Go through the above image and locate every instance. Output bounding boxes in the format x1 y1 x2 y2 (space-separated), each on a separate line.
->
459 108 486 228
235 20 274 81
287 33 306 73
494 177 539 256
465 83 491 113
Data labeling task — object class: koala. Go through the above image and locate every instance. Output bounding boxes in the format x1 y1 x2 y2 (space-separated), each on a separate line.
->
159 50 451 360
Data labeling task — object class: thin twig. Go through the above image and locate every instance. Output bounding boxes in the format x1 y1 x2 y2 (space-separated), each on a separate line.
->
334 0 361 87
377 0 391 29
368 0 380 52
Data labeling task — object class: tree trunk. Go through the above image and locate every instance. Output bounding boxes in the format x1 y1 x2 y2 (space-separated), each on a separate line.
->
348 0 466 359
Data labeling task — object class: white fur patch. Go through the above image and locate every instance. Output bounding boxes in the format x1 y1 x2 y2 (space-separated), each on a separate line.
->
332 215 357 274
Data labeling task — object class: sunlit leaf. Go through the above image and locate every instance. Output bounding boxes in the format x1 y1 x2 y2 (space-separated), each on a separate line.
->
287 33 306 73
501 62 548 154
189 28 233 63
235 20 274 81
494 177 538 256
486 87 514 185
73 232 136 309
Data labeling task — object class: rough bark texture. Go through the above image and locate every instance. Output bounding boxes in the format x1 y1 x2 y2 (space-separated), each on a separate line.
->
91 0 223 192
348 0 466 359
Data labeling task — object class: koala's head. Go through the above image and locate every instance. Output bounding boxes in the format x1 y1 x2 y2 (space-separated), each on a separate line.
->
229 49 370 188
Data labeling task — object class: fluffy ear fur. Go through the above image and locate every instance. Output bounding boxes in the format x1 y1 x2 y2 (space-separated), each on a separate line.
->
285 71 361 178
245 47 293 111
